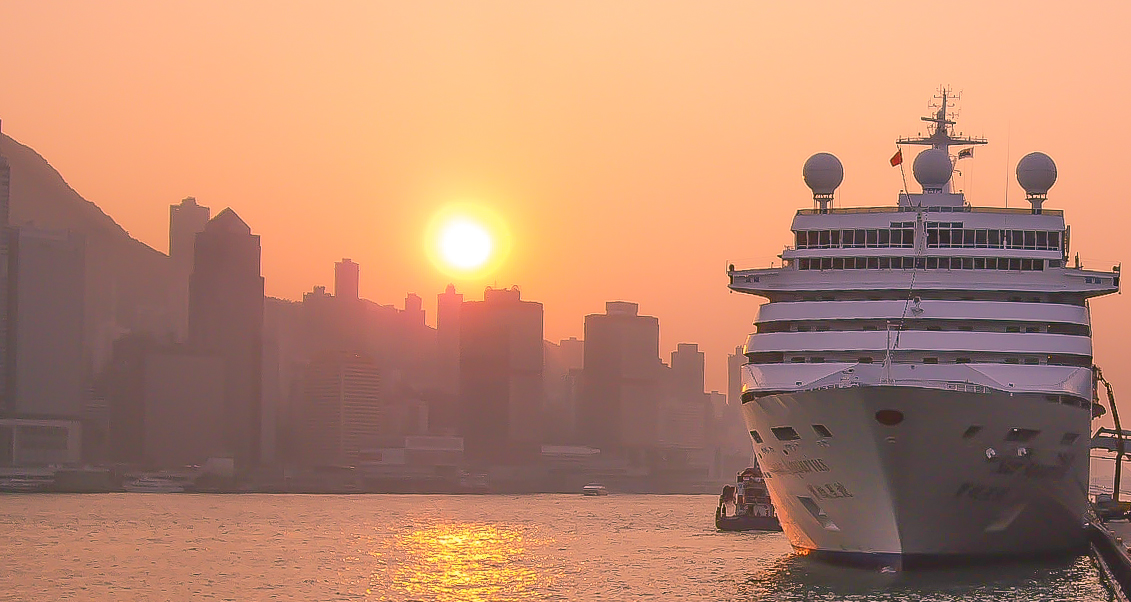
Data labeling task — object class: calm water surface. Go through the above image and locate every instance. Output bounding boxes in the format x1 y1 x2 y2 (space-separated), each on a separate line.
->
0 494 1112 601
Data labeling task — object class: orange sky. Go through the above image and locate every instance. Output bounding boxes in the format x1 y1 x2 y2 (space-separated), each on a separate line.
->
2 2 1130 397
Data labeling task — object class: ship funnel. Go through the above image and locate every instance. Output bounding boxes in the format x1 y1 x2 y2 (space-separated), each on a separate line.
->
803 153 843 213
1016 152 1057 214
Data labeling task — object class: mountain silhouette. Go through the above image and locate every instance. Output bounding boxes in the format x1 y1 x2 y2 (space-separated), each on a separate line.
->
0 133 173 371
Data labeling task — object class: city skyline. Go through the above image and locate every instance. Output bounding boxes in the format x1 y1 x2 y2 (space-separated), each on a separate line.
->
1 3 1129 396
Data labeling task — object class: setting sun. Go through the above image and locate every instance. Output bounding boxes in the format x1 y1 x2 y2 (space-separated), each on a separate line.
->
439 219 492 269
426 203 511 279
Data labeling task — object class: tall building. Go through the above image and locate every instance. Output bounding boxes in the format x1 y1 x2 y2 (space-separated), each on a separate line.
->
579 301 662 450
301 351 383 466
143 348 226 467
7 227 85 418
168 197 210 341
334 258 359 301
670 343 705 402
543 337 584 442
727 345 745 407
459 287 544 462
0 121 11 412
188 208 264 469
104 334 226 466
436 284 463 395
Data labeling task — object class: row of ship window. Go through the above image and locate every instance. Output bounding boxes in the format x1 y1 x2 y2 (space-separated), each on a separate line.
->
925 225 1062 250
756 320 1089 336
794 227 915 249
746 352 1092 367
793 227 1063 251
794 256 1050 271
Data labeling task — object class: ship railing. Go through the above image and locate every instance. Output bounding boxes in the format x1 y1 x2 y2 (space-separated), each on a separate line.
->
797 206 1064 216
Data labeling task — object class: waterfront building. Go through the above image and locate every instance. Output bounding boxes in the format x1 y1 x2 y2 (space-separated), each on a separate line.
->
7 227 85 419
0 123 10 411
459 286 544 462
579 301 663 450
300 351 383 467
104 334 226 466
0 418 81 466
188 208 264 469
142 349 226 467
436 284 463 396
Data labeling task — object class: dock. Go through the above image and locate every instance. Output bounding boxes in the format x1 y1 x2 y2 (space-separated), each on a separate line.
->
1090 515 1131 601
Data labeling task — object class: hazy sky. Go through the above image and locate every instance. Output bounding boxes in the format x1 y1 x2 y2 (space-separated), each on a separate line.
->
2 2 1129 395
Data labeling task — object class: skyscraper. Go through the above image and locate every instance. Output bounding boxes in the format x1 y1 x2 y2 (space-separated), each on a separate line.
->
188 208 264 469
458 287 543 462
670 343 705 402
579 301 662 450
301 351 383 466
334 258 359 301
7 227 85 418
436 284 462 395
0 122 11 412
727 345 745 407
168 197 210 341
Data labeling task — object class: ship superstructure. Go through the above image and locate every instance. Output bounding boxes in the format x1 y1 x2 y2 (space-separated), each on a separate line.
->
727 91 1120 564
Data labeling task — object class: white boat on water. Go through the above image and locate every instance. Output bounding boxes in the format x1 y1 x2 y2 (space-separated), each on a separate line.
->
727 89 1119 565
582 483 609 496
123 476 186 493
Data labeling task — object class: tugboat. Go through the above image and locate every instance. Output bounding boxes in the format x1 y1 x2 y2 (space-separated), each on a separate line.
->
716 467 782 532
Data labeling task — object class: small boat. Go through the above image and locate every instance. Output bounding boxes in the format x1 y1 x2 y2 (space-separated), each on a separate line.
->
582 482 609 496
123 476 186 493
716 467 782 532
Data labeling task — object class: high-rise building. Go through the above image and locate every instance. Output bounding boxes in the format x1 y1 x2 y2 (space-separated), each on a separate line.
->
7 227 85 419
727 345 745 407
104 334 226 466
670 343 705 402
301 351 383 466
169 197 211 274
168 197 210 341
188 208 264 469
436 284 463 395
142 348 225 467
0 122 11 412
334 258 359 301
579 301 662 450
459 287 543 462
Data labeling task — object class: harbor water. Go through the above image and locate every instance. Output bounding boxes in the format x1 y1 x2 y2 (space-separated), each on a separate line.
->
0 494 1112 601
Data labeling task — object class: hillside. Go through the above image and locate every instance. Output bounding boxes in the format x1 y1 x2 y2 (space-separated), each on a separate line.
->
0 133 173 370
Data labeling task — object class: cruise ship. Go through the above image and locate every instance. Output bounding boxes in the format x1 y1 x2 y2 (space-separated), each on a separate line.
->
727 91 1120 565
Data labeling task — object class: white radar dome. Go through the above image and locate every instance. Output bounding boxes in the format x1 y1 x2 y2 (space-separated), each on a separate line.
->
1016 152 1057 195
912 149 953 190
802 153 844 195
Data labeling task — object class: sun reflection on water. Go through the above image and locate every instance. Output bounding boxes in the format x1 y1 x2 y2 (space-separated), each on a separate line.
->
371 523 550 601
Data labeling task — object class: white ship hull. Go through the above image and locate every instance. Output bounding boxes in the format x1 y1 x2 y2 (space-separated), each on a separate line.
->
742 384 1090 564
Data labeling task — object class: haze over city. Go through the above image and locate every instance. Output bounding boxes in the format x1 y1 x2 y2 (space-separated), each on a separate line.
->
7 3 1131 600
3 3 1130 393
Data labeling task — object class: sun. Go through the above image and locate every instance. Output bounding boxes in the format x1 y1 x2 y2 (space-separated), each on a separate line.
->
426 203 510 279
439 219 492 269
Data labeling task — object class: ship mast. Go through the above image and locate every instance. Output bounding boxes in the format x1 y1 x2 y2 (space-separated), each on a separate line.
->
896 87 987 193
